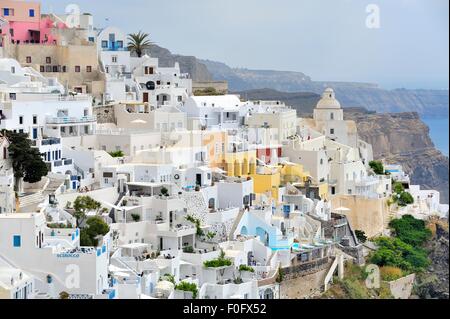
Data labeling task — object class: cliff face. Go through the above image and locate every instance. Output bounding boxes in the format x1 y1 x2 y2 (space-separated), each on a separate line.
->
345 112 449 204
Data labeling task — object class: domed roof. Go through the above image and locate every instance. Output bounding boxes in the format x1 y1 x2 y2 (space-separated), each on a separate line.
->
316 88 341 109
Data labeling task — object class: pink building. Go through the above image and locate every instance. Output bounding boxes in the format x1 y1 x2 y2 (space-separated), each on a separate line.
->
0 0 64 45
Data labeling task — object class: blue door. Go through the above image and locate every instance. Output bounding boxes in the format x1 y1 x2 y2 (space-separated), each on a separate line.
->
32 128 38 139
72 181 77 189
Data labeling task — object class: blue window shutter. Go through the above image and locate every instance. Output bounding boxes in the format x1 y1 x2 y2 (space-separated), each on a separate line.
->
13 235 21 247
4 8 9 16
29 9 35 17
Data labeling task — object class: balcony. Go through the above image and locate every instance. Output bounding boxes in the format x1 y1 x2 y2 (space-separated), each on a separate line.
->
46 116 96 125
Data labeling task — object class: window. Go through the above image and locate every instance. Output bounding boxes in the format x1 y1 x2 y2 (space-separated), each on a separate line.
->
40 65 45 72
112 56 117 63
102 40 108 48
26 56 32 63
13 235 21 247
117 40 123 48
75 66 81 72
330 112 334 120
33 115 37 125
52 65 58 72
88 37 95 42
62 66 67 73
29 9 35 17
45 65 51 72
46 57 51 64
9 28 14 37
330 128 335 135
86 66 92 73
3 8 9 16
19 116 23 125
11 66 15 74
9 93 16 100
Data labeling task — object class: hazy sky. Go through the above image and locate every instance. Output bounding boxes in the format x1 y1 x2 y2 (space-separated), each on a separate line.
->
40 0 449 89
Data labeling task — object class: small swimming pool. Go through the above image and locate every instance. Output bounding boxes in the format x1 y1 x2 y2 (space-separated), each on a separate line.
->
270 243 300 251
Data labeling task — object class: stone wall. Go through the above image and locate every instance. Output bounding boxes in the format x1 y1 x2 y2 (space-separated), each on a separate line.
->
283 257 331 279
280 260 333 299
331 195 390 238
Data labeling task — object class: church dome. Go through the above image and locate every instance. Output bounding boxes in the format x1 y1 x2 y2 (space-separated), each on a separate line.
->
316 88 341 109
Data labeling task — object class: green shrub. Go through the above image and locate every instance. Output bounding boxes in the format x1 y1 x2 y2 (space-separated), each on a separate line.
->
109 150 124 158
186 215 204 236
160 273 175 285
175 281 198 299
80 216 110 247
204 250 232 268
355 230 367 243
398 192 414 207
183 246 194 253
239 265 255 273
389 215 431 247
369 161 384 175
370 237 430 273
393 182 405 194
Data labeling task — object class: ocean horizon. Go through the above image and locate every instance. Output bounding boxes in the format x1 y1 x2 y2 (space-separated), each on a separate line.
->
422 116 449 157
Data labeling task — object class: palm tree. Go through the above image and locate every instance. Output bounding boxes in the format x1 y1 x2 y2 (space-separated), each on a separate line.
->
127 31 152 57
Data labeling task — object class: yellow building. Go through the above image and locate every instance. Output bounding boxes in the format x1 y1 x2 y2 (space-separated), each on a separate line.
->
249 162 323 202
251 168 281 201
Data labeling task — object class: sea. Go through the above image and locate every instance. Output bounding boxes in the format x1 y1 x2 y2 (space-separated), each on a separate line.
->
422 117 449 157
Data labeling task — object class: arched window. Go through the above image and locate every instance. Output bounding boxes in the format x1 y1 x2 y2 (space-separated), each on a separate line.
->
330 112 334 120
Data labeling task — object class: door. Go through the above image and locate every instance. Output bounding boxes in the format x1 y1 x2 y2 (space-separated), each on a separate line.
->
196 174 202 186
143 92 149 103
32 128 38 139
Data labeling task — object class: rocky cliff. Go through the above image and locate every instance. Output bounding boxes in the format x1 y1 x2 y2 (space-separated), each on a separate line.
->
345 112 449 204
415 220 449 299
